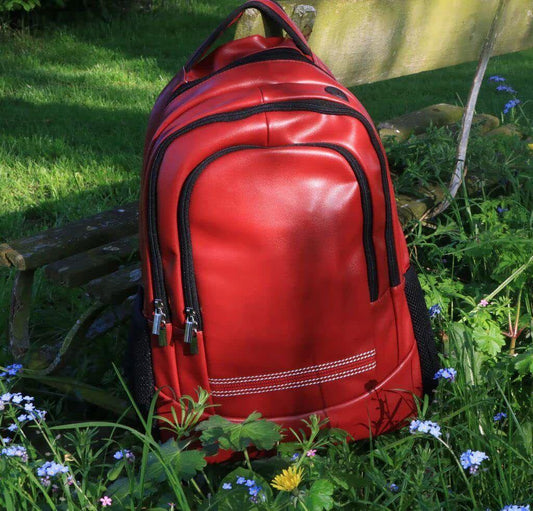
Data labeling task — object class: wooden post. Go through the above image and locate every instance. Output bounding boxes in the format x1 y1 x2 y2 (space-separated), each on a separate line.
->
9 270 34 359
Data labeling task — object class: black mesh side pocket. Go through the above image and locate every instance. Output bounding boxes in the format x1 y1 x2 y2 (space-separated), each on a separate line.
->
404 266 440 395
125 286 155 417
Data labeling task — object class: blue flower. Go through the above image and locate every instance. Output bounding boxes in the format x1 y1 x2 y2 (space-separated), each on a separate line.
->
496 85 517 94
0 364 23 379
497 206 508 214
494 412 507 422
11 393 23 404
222 482 232 490
489 75 506 82
248 484 262 497
434 368 457 381
387 483 399 492
236 476 246 485
409 419 441 438
36 461 70 478
460 450 489 474
500 506 530 511
1 393 12 403
7 424 18 432
503 99 521 114
1 445 28 461
113 449 135 461
245 479 255 487
1 437 11 445
291 453 300 461
16 409 46 423
428 304 442 318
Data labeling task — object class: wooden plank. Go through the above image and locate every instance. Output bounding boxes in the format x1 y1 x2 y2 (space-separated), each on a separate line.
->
236 0 533 86
9 270 34 359
44 235 139 288
0 203 138 271
84 263 141 305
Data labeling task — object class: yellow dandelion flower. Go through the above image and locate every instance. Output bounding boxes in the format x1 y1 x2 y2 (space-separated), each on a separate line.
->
271 465 303 492
528 143 533 151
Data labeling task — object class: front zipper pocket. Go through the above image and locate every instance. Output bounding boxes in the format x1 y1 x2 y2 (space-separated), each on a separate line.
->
146 98 399 330
171 144 387 418
177 144 379 341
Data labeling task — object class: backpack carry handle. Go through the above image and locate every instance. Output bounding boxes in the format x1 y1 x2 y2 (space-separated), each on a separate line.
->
184 0 315 73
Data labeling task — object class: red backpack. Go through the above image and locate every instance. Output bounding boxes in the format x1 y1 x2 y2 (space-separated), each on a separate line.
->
128 0 439 441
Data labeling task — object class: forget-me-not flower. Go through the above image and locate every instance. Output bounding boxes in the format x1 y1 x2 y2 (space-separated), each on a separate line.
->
429 304 442 318
36 461 70 478
1 445 28 461
0 364 23 379
460 450 489 474
248 484 262 497
434 368 457 381
503 99 521 114
496 85 517 94
409 419 442 438
113 449 135 462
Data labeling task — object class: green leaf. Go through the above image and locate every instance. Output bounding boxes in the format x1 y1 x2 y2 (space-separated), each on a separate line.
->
305 479 335 511
197 412 282 452
472 323 505 357
514 351 533 375
196 415 232 455
145 439 207 483
178 450 208 480
107 460 125 482
106 476 138 506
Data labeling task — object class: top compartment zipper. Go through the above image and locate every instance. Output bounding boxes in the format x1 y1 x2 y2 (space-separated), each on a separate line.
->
167 47 314 106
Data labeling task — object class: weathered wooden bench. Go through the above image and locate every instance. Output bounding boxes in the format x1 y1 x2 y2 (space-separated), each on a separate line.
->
0 203 141 368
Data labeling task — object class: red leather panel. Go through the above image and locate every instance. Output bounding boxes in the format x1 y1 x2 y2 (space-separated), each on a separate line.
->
189 146 376 417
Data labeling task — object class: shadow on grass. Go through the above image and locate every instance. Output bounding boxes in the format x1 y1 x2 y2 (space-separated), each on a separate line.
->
0 97 147 166
23 1 242 76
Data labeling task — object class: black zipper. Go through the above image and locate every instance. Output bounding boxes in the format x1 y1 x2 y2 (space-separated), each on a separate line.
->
167 47 313 105
147 98 399 330
177 144 378 334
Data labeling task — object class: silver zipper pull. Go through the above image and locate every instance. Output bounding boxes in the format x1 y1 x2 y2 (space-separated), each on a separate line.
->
184 307 198 345
152 299 167 346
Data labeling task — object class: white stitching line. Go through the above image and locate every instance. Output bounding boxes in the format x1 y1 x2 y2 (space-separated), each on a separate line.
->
209 349 376 385
211 361 376 397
